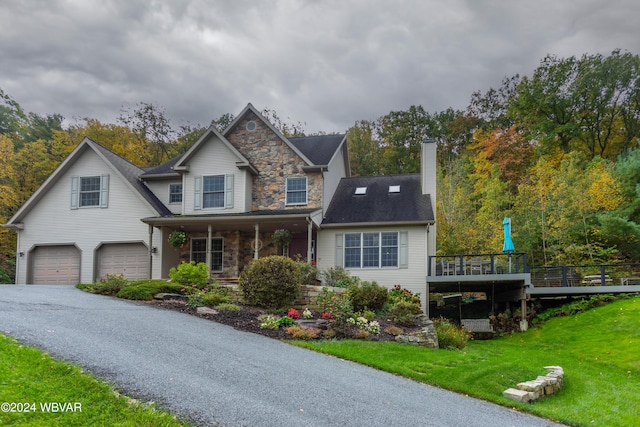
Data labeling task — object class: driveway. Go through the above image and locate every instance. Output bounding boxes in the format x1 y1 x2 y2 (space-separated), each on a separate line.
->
0 285 563 427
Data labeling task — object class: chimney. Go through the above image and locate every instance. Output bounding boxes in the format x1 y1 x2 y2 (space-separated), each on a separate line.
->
420 138 437 208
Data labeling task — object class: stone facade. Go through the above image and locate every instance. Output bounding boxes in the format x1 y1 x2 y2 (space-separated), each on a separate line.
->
226 112 323 210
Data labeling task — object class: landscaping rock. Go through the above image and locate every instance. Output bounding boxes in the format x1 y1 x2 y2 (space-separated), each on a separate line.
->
394 320 439 348
503 388 534 403
295 319 329 330
197 307 218 315
503 366 564 403
154 293 188 302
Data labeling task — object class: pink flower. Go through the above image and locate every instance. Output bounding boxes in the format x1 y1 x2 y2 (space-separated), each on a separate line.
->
287 308 300 319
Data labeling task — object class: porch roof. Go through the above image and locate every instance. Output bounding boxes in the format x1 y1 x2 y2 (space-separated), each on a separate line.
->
142 208 322 233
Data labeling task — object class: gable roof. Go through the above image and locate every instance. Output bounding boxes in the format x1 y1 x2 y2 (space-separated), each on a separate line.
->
322 174 434 226
289 134 346 166
223 103 316 166
172 124 258 175
139 154 184 179
4 138 170 228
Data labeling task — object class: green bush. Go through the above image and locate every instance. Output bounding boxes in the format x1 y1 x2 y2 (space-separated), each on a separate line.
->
320 267 359 288
215 303 241 312
348 281 389 312
92 274 130 296
259 315 279 330
169 261 209 288
389 300 422 326
116 280 185 301
297 261 319 286
388 285 421 305
201 289 229 307
434 317 472 350
238 256 301 309
276 316 296 327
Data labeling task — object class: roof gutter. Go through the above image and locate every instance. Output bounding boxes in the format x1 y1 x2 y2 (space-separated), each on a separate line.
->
319 220 435 229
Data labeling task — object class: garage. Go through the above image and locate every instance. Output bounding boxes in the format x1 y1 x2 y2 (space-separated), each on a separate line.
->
97 243 149 281
31 245 81 285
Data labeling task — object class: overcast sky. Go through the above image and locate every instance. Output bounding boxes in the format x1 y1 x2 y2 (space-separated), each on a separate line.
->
1 0 639 134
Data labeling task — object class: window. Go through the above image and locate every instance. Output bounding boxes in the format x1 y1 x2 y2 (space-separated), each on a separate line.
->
169 183 182 204
195 174 233 210
71 175 109 209
344 232 399 268
191 237 224 272
286 177 307 205
80 176 101 207
203 175 225 208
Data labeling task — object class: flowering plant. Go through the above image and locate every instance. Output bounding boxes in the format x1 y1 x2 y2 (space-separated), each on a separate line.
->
287 308 300 319
321 312 333 320
302 308 313 319
168 230 188 248
272 229 292 249
368 320 381 335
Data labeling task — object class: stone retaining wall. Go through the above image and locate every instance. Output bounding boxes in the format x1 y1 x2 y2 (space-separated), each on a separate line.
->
503 366 564 403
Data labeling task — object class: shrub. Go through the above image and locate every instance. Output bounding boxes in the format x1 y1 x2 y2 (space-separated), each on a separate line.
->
201 287 229 307
388 285 421 305
116 280 185 300
92 274 130 296
215 303 241 312
383 326 404 336
259 315 279 330
354 330 370 339
315 287 354 332
321 267 359 288
287 308 300 319
302 308 313 319
348 281 389 312
238 256 301 309
362 310 376 321
285 326 321 340
297 261 319 286
169 261 209 288
277 316 296 328
323 329 337 339
434 317 472 350
389 300 422 326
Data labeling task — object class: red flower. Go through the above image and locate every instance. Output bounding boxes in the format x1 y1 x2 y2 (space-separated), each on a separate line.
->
321 312 333 320
287 308 300 319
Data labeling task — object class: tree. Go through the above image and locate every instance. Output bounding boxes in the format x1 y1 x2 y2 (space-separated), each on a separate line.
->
261 108 306 138
346 120 382 176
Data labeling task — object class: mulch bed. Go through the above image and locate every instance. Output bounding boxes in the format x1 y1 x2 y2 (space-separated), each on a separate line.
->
147 300 421 342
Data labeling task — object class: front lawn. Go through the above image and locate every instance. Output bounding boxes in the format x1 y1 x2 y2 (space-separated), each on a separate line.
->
296 296 640 427
0 334 189 426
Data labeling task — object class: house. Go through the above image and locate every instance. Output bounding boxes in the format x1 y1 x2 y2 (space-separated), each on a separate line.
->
3 103 437 310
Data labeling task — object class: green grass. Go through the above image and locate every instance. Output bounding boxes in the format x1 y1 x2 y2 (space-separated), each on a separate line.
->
0 334 189 426
296 296 640 427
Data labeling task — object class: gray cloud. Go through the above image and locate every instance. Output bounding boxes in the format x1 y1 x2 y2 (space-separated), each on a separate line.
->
1 0 639 134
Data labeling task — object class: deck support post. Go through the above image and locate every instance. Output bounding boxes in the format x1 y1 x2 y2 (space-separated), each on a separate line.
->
520 287 528 331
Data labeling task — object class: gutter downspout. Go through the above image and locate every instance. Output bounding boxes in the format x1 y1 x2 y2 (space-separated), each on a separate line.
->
148 225 153 280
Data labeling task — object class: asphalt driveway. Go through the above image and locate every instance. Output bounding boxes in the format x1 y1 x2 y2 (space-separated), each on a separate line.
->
0 285 564 426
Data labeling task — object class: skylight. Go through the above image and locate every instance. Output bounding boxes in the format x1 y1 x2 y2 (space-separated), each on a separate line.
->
355 187 367 195
389 185 400 193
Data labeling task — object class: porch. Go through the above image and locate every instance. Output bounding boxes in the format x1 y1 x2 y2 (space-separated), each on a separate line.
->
143 209 321 279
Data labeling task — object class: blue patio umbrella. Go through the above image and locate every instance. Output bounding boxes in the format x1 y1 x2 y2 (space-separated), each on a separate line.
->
503 217 515 253
503 217 515 272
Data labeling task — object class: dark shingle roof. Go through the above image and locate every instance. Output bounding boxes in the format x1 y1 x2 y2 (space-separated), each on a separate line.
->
322 174 434 225
289 134 345 166
140 154 183 177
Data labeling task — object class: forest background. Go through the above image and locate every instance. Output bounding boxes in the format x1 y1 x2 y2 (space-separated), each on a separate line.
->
2 49 640 283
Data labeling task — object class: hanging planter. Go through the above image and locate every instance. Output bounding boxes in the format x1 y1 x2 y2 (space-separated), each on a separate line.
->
272 229 291 251
168 230 188 248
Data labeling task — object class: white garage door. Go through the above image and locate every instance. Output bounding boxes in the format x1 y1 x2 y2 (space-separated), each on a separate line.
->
97 243 148 281
32 245 81 285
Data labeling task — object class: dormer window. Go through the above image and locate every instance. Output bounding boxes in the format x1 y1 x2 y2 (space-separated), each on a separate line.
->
389 185 400 193
354 187 367 195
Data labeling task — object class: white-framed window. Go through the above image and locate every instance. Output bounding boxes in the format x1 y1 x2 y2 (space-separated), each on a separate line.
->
191 237 224 272
339 231 407 269
169 183 183 204
286 176 307 205
194 174 233 210
71 175 109 209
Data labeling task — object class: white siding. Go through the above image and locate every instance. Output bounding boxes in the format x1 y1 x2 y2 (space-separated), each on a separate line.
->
144 180 183 214
316 225 430 312
322 146 348 214
182 136 251 215
16 149 162 284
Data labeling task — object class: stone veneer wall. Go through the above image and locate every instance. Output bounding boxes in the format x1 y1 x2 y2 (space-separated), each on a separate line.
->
225 111 323 210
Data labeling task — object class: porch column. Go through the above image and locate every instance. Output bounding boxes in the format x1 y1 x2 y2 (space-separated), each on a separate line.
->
254 223 260 260
148 224 153 280
306 217 313 263
206 224 212 271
